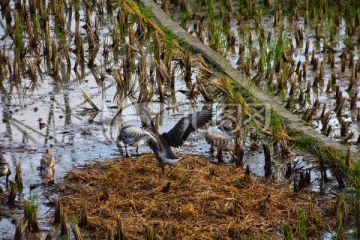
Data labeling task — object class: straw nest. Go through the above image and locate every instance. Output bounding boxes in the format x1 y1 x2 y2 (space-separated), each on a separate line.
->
60 154 336 239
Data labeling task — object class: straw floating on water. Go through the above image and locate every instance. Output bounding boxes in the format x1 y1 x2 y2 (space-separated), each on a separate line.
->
81 90 100 111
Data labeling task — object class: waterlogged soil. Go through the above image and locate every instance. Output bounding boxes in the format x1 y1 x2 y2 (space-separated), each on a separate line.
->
165 0 360 145
0 0 340 238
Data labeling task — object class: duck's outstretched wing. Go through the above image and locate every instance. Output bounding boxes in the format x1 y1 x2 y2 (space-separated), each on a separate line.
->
119 125 150 139
138 105 159 136
162 108 212 147
119 125 155 143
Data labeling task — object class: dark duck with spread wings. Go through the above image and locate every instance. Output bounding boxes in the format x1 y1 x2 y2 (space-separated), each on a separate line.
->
118 108 212 173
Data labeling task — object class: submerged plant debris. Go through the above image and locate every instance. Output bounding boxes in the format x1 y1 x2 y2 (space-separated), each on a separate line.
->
58 154 336 239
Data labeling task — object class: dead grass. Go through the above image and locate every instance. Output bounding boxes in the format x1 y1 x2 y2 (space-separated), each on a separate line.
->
60 154 336 239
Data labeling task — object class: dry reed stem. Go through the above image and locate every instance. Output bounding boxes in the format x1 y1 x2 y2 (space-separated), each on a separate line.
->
60 154 336 239
81 90 100 111
8 181 16 205
14 219 22 240
61 211 69 236
15 163 23 189
55 197 62 224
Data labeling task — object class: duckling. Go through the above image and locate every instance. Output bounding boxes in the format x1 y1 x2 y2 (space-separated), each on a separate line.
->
40 149 56 182
0 152 11 187
205 126 235 162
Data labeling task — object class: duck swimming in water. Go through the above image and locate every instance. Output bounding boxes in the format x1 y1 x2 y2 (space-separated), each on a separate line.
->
0 152 11 187
40 149 56 182
119 108 212 173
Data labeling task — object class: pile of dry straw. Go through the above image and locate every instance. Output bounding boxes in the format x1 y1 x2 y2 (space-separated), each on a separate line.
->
60 154 336 239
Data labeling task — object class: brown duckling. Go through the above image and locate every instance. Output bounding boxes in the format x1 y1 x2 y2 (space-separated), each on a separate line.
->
205 126 235 162
40 149 56 182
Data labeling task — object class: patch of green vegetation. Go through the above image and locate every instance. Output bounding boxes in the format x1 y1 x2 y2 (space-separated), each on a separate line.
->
273 25 284 65
283 224 292 240
29 189 38 206
239 84 256 104
70 214 78 225
351 160 360 199
235 0 245 8
221 73 256 105
209 22 227 53
133 0 154 19
285 213 309 239
283 200 324 239
23 190 39 232
288 130 319 151
162 27 175 67
181 11 188 25
270 110 282 139
296 212 308 239
335 192 347 238
264 45 274 72
344 0 359 22
207 0 214 22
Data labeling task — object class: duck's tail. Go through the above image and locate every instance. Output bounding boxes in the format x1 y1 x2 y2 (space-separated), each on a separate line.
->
155 157 183 167
163 158 183 166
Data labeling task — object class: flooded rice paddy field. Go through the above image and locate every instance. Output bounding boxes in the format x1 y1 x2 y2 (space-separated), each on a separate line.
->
166 0 360 145
0 0 349 238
